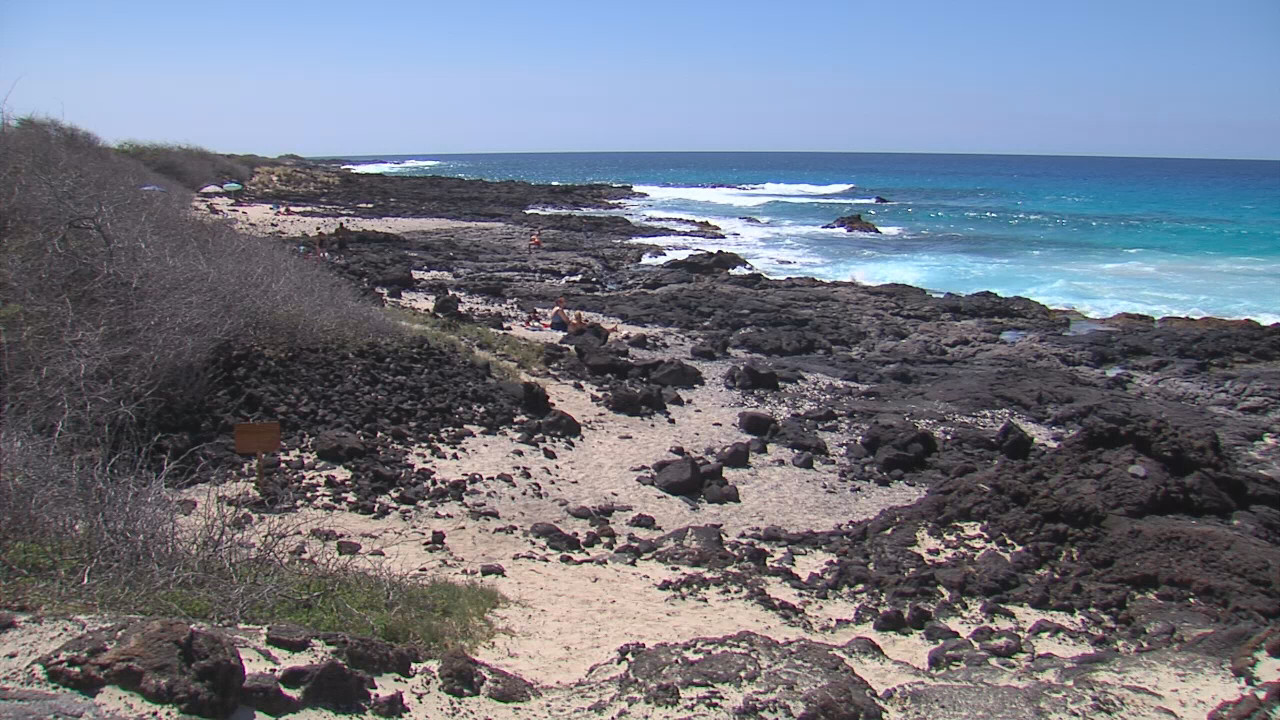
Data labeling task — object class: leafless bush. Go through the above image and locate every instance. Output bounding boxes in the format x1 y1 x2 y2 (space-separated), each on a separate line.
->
0 433 501 649
0 116 397 447
0 120 493 642
0 431 185 603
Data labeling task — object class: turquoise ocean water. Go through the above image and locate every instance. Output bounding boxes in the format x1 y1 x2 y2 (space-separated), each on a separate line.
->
335 153 1280 323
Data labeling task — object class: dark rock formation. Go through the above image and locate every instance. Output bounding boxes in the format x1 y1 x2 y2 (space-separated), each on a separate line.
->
438 649 538 703
589 632 882 719
242 673 301 717
40 620 245 719
290 660 374 711
660 251 749 274
265 624 313 652
529 522 582 552
823 214 881 233
371 691 409 717
653 526 736 569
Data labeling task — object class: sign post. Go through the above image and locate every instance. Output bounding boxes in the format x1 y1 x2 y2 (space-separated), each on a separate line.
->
234 422 282 484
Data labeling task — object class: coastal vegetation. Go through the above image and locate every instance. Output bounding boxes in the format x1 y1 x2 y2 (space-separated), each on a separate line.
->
0 117 498 650
389 306 548 381
115 140 274 191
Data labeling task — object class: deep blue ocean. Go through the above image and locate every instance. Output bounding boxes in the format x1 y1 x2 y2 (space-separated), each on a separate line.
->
335 152 1280 323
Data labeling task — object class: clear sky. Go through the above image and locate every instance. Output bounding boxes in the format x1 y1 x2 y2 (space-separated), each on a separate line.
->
2 0 1278 159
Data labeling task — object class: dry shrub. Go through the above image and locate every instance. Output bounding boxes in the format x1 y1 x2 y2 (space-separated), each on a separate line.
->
1 116 397 446
0 432 500 650
0 119 494 647
114 141 270 191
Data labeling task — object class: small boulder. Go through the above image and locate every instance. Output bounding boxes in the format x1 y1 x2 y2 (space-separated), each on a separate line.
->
928 638 978 670
336 635 421 677
500 381 552 416
432 294 462 317
995 421 1033 460
716 442 751 468
979 630 1023 658
540 409 581 437
438 650 538 703
297 660 374 711
371 691 408 717
702 484 741 504
242 673 301 717
690 344 719 360
528 523 581 552
724 363 780 390
265 624 313 652
313 431 367 464
653 457 704 496
628 513 657 529
738 411 777 436
646 360 704 388
873 608 907 632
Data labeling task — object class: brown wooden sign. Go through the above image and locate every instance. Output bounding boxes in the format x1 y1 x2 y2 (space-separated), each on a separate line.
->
234 422 281 455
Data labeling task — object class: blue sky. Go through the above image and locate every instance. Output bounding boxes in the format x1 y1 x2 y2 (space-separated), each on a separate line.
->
2 0 1278 158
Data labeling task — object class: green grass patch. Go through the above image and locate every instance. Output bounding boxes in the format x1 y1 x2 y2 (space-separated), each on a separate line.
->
389 307 547 380
246 569 501 650
1 541 502 655
147 564 503 653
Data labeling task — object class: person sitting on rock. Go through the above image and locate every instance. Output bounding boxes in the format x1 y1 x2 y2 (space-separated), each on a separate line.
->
528 230 543 253
549 297 570 331
569 312 590 333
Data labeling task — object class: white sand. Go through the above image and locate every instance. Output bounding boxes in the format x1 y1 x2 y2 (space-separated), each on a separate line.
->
197 197 502 237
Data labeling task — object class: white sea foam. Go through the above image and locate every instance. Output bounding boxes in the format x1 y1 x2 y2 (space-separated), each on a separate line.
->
342 159 442 174
619 175 1277 324
639 247 703 265
849 263 932 288
632 183 863 208
739 182 856 195
525 206 583 215
627 218 825 275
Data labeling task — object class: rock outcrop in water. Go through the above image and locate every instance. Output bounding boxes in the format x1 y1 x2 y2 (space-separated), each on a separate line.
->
823 213 882 233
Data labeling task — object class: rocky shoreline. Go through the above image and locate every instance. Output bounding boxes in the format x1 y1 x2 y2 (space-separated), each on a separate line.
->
3 166 1277 719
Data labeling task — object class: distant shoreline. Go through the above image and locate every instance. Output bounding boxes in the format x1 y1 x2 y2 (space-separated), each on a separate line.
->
308 156 1280 326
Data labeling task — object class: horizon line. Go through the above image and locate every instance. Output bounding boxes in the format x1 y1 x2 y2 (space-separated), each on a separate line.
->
311 149 1280 163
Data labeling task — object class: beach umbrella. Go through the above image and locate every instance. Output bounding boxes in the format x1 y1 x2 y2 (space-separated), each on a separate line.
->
198 184 225 194
222 182 244 192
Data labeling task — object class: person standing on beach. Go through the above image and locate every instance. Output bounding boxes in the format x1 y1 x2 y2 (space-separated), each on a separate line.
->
528 229 542 253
